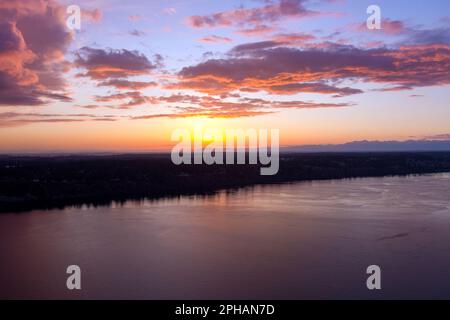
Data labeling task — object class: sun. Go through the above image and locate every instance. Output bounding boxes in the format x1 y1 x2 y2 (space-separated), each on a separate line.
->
179 116 229 144
183 116 222 128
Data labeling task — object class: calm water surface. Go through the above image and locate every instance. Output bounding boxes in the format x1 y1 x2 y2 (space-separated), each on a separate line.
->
1 174 450 299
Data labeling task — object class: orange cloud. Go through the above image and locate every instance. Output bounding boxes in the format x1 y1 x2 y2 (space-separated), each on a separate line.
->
82 8 102 23
236 25 275 36
0 112 119 127
0 0 74 106
130 93 352 119
169 43 450 95
199 35 233 43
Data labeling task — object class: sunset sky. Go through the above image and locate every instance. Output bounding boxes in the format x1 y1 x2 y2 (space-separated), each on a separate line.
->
1 0 449 152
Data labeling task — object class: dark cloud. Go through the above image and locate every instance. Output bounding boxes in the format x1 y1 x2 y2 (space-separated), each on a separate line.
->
153 53 164 68
97 79 158 90
94 91 153 108
171 43 450 95
227 33 316 54
129 29 147 37
409 28 450 45
75 47 157 80
0 75 43 106
0 67 72 106
267 83 363 96
0 1 74 106
230 41 284 53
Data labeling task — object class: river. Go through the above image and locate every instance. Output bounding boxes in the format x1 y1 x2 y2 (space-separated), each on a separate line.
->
1 173 450 299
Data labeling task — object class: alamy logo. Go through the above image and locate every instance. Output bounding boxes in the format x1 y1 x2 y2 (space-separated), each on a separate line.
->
66 5 81 31
367 5 382 30
366 265 381 290
66 265 81 290
171 127 279 176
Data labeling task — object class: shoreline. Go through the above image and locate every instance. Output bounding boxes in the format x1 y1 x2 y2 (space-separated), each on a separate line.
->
1 152 450 213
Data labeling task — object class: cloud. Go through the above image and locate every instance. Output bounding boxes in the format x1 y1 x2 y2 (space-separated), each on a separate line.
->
94 91 153 108
267 83 363 96
0 1 74 106
75 47 163 107
422 133 450 140
164 7 177 15
170 42 450 95
186 0 317 29
74 47 157 80
228 33 315 54
153 53 165 68
374 85 413 92
132 110 273 119
129 93 352 119
229 41 284 53
228 34 321 53
235 24 275 36
352 19 409 35
381 19 408 35
76 77 354 115
199 35 233 43
409 28 450 45
0 112 119 127
129 15 141 22
97 79 158 90
352 18 450 45
270 32 316 44
82 8 102 23
129 29 147 37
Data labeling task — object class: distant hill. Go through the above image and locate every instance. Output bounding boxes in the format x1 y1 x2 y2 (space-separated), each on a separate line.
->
283 140 450 153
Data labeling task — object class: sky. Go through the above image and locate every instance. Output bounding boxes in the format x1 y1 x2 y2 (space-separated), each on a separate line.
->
0 0 449 152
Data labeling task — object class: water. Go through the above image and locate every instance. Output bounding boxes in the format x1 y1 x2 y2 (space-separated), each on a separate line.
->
1 174 450 299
